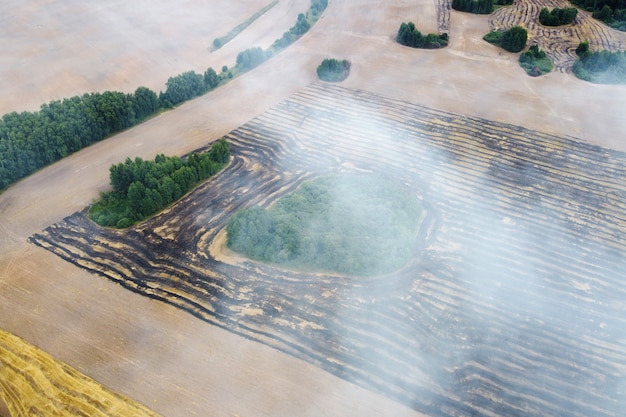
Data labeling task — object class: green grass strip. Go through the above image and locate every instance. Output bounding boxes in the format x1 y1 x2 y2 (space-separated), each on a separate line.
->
210 0 279 51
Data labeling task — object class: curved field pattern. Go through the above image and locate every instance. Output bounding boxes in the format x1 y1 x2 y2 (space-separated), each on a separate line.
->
488 0 626 71
31 82 626 416
0 329 161 417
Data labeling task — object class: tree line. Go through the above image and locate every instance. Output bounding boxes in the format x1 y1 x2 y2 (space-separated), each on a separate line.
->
226 174 422 276
0 0 329 191
573 43 626 83
396 22 448 49
89 138 230 228
0 65 229 190
570 0 626 31
519 44 553 76
316 59 351 82
452 0 513 15
538 7 578 26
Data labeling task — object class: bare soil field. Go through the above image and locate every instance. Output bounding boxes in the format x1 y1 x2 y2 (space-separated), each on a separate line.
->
2 0 626 416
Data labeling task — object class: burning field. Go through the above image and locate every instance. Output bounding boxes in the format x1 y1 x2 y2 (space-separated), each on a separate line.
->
29 82 626 416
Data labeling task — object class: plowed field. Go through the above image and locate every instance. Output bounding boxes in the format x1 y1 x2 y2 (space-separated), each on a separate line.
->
2 0 626 416
31 82 626 416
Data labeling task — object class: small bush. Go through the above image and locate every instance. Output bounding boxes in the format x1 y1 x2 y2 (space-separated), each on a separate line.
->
396 22 448 49
519 45 553 76
317 59 351 82
539 7 578 26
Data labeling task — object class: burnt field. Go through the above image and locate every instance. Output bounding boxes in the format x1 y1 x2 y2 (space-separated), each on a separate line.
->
30 82 626 416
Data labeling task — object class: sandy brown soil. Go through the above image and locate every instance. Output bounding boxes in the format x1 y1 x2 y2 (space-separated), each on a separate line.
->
1 0 626 416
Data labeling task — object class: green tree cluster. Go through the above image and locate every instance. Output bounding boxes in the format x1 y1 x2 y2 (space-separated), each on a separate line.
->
89 138 230 228
226 174 422 276
539 7 578 26
211 1 279 50
573 46 626 83
452 0 492 14
316 59 351 82
484 26 527 52
570 0 626 30
0 87 158 189
236 47 270 71
452 0 513 13
396 22 449 49
519 44 553 76
158 66 223 108
271 0 328 51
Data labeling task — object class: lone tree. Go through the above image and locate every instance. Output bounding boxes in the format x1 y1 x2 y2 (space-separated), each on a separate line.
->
317 58 351 82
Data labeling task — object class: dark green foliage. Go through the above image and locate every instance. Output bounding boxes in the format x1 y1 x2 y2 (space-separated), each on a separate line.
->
0 87 163 189
451 0 512 13
311 0 328 14
236 47 270 70
452 0 494 14
576 40 590 57
160 71 206 106
502 26 527 52
132 87 160 121
270 0 328 51
519 44 553 76
484 26 527 52
572 49 626 83
90 138 230 227
538 7 578 26
396 22 448 49
211 1 278 51
570 0 626 31
317 58 351 82
226 174 422 276
203 67 220 90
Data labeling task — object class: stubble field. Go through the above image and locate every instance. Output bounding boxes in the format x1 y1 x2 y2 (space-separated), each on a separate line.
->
1 0 626 416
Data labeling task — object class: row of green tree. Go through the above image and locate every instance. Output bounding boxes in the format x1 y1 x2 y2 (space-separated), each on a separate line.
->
573 42 626 83
396 22 448 49
226 173 422 276
538 7 578 26
89 138 230 228
0 64 230 190
570 0 626 31
219 0 329 76
270 0 328 51
0 0 329 192
212 0 279 50
451 0 513 14
316 58 351 82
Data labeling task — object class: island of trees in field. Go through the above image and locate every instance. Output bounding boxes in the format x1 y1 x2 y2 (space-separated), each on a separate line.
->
484 26 528 53
0 0 328 192
573 41 626 83
396 22 448 49
451 0 513 14
226 173 423 276
89 138 230 228
570 0 626 31
538 7 578 26
317 59 351 82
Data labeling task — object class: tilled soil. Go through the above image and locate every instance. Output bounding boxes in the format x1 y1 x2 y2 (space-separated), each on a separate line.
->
32 82 626 416
3 0 626 416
